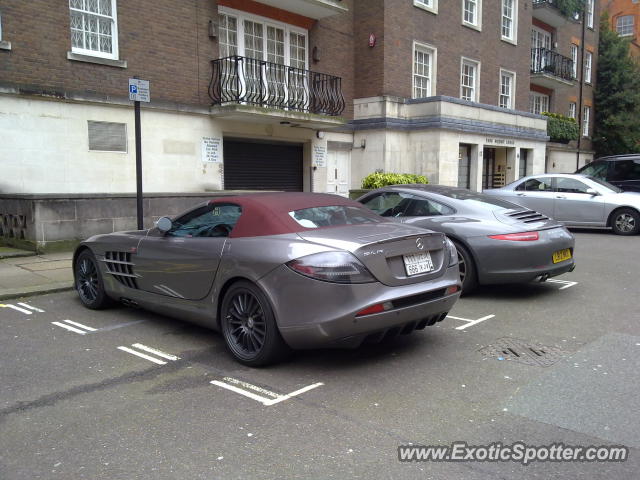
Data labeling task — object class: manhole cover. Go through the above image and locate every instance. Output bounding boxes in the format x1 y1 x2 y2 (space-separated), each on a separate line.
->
479 338 567 367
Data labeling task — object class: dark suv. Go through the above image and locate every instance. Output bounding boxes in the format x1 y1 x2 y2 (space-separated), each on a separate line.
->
576 155 640 192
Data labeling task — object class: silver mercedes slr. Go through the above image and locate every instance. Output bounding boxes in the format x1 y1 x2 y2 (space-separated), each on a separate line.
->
73 193 461 366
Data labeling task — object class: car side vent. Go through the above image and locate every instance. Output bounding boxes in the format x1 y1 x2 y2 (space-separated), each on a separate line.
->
103 251 139 289
506 209 549 223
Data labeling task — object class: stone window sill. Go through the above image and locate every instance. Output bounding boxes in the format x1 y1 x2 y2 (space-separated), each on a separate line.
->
0 40 11 51
67 51 127 68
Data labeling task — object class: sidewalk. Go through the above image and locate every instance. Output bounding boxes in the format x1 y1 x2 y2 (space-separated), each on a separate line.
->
0 248 74 300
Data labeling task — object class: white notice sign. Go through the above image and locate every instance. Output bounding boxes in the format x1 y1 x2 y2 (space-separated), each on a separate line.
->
313 145 327 167
128 78 150 102
202 137 222 163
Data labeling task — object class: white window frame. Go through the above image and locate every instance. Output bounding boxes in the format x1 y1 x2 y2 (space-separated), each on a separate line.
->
586 0 594 29
460 57 480 102
568 102 576 119
585 51 592 84
413 0 438 14
499 69 516 109
570 44 578 79
616 15 634 36
529 92 549 115
412 41 437 99
582 106 590 137
462 0 482 31
218 6 308 69
69 0 119 60
501 0 518 44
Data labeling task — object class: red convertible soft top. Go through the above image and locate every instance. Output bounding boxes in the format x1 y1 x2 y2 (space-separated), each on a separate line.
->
209 192 365 238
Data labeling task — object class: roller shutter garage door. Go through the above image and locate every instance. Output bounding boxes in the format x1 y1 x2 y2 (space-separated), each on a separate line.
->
224 140 303 191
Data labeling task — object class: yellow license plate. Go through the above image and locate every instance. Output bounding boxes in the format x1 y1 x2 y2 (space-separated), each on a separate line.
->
552 249 572 264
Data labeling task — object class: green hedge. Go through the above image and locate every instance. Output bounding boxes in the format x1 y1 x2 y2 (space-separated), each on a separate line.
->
555 0 585 18
543 112 579 143
361 172 428 189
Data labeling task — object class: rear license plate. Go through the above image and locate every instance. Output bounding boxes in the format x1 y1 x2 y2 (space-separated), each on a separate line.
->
403 251 435 276
552 248 572 264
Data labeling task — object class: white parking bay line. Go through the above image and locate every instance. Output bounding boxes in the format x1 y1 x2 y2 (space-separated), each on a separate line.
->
117 343 180 365
0 304 33 315
447 314 496 331
131 343 180 361
63 320 97 332
17 302 45 313
52 321 88 335
117 346 167 365
546 279 578 290
211 378 324 406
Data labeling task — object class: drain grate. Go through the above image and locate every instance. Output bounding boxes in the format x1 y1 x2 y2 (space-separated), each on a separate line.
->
479 338 567 367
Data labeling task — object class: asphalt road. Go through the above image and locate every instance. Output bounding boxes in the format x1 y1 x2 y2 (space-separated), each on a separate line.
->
1 231 639 479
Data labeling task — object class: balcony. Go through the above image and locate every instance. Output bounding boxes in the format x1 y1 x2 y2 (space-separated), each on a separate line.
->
252 0 347 19
530 48 575 88
532 0 580 28
208 56 346 127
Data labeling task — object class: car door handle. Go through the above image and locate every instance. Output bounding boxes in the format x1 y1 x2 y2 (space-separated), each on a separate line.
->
516 193 526 196
555 195 566 199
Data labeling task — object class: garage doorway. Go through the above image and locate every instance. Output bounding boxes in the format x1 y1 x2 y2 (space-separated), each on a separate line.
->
223 139 303 191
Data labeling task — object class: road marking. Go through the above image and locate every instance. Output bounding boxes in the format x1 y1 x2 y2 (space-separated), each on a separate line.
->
0 304 33 315
447 314 496 331
17 302 45 312
211 378 323 406
63 320 97 332
52 321 89 335
131 343 180 361
117 343 180 365
545 279 578 290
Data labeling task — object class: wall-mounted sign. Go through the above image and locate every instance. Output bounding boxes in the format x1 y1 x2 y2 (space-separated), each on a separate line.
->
368 33 376 47
313 145 327 168
202 137 222 163
485 138 515 146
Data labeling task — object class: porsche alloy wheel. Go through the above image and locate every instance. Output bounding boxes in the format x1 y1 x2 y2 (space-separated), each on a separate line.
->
221 281 288 366
75 249 112 309
453 241 477 295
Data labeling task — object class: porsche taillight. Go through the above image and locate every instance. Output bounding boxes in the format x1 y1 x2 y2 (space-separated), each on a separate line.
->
488 231 540 241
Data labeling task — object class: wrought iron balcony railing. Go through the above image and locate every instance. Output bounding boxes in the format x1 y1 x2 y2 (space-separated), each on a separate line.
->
209 56 345 116
530 48 575 82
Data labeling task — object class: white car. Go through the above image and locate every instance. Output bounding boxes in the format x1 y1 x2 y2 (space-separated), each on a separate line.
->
484 174 640 235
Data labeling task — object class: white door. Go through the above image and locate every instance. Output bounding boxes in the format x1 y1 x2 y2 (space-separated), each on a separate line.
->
326 149 350 196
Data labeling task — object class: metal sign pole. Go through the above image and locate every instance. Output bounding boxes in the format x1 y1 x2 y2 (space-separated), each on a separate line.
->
134 99 143 229
129 77 150 230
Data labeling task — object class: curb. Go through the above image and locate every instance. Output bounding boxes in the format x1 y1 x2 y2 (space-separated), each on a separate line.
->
0 251 37 260
0 282 75 301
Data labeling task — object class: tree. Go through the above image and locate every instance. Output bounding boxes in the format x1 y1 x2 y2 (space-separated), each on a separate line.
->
593 13 640 156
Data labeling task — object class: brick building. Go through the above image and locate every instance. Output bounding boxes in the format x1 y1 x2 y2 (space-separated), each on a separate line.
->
602 0 640 57
0 0 599 248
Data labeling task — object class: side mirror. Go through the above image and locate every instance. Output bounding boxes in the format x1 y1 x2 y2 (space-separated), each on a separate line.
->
586 188 599 196
156 216 173 234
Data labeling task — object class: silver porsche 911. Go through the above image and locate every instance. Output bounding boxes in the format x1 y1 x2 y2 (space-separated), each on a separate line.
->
358 185 576 293
73 193 461 366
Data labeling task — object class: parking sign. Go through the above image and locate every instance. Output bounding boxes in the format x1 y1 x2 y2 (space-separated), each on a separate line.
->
128 78 150 102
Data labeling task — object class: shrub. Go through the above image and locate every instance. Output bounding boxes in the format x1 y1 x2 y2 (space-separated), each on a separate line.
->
543 112 579 143
555 0 585 19
361 172 428 189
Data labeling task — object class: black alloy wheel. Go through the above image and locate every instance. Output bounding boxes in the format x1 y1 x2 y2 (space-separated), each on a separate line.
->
220 281 288 366
75 249 112 309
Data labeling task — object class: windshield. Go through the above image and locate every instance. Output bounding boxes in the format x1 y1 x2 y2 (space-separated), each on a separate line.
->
430 189 519 211
289 205 386 229
585 176 623 193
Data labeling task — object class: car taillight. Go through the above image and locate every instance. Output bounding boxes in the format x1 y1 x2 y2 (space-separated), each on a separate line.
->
287 251 376 284
488 231 539 241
